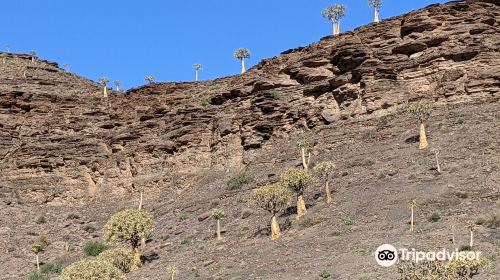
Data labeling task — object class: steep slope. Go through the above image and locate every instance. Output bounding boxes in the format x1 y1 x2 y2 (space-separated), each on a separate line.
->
0 0 498 279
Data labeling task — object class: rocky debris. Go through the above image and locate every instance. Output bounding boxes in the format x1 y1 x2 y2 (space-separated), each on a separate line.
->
0 0 499 206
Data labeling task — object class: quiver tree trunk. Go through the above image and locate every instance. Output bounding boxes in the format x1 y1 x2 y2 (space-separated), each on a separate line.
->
301 148 309 170
270 215 281 240
138 191 143 210
216 219 222 240
324 180 332 204
296 193 307 219
410 207 414 232
241 59 246 74
434 152 441 173
470 231 474 248
35 254 40 271
131 247 142 270
103 86 108 98
333 22 340 35
419 120 429 149
374 9 379 23
195 70 199 81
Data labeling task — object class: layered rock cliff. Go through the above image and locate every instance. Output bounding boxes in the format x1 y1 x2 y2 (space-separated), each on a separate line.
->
0 0 499 206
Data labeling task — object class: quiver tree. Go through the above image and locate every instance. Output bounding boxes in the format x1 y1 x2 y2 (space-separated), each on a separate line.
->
408 198 417 232
29 50 36 63
368 0 382 23
98 77 109 97
96 247 138 273
63 63 70 72
467 224 476 248
407 101 432 149
431 148 441 173
296 139 312 170
233 48 250 74
251 182 292 240
60 260 124 280
280 168 313 219
321 4 346 36
212 209 225 240
31 235 49 271
114 80 121 91
313 161 336 204
0 53 6 64
145 75 155 84
193 63 202 81
5 44 10 52
167 265 177 280
104 209 154 267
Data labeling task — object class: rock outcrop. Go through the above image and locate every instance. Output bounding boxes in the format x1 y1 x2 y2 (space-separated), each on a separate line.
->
0 0 499 205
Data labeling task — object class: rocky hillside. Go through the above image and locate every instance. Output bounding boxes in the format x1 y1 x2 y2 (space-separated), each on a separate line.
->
0 0 498 279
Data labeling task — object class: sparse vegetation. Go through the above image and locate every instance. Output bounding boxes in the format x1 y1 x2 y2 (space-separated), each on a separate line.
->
407 101 432 149
27 272 48 280
475 212 500 229
270 90 281 100
251 182 292 240
234 48 250 74
280 168 312 219
322 4 346 36
83 240 106 256
104 209 154 266
35 215 46 224
200 96 211 106
60 260 124 280
344 216 355 226
314 161 336 204
212 209 225 241
66 213 80 220
319 269 331 278
82 224 97 233
96 247 139 273
398 257 491 280
40 262 63 274
227 170 253 190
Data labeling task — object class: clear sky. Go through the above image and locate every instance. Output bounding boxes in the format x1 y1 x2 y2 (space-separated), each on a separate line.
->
2 0 448 90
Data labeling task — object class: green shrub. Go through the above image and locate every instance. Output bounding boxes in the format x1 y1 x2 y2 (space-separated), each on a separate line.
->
476 212 499 229
397 257 491 279
104 209 154 250
60 260 124 280
319 269 331 278
96 247 139 273
200 97 211 106
35 216 46 224
81 224 97 233
66 213 80 220
27 272 48 280
269 90 281 100
344 217 354 226
83 241 106 256
226 170 253 190
40 262 63 274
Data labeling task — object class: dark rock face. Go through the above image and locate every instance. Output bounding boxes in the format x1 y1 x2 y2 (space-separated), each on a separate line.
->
0 0 499 205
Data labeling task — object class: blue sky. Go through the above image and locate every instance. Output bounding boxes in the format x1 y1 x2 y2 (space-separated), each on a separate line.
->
2 0 448 89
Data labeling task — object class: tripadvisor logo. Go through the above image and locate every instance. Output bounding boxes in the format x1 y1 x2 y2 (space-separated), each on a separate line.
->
375 244 482 267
